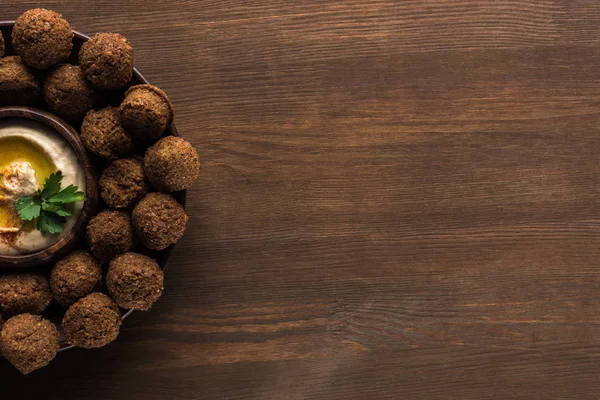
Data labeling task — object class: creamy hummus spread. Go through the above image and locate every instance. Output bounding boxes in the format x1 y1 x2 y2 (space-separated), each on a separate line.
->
0 119 86 255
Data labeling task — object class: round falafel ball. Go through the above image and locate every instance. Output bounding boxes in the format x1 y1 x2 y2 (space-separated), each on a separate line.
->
12 9 73 70
100 158 149 209
144 136 200 192
0 314 59 375
107 253 164 310
120 84 174 141
86 210 136 262
50 251 103 308
0 273 52 317
0 56 41 106
43 64 97 122
79 33 133 90
80 106 134 159
132 193 188 251
62 293 121 349
0 33 5 58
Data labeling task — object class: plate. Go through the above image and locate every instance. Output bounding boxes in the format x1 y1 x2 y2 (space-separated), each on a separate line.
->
0 22 187 350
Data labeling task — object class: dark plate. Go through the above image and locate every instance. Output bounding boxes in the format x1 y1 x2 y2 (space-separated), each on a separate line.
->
0 22 187 350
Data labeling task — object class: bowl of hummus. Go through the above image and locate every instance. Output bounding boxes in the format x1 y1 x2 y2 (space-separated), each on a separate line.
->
0 107 98 268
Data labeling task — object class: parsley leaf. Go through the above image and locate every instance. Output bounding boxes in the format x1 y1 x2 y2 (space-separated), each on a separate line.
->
41 202 72 217
46 185 85 205
15 196 42 221
37 211 67 234
14 171 85 235
41 171 63 200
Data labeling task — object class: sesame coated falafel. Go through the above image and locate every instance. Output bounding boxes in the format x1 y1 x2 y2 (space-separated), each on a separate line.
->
144 136 200 192
44 64 97 122
86 210 136 262
107 253 164 311
80 106 134 159
120 84 174 141
50 251 103 308
12 9 73 70
133 193 188 251
79 33 133 90
62 293 121 349
100 158 149 209
0 273 52 317
0 314 59 375
0 56 41 106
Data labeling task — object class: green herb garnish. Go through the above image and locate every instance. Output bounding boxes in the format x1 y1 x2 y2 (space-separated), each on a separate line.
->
15 171 85 234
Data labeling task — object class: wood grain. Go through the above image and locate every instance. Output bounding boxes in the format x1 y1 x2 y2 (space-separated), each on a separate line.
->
2 0 600 398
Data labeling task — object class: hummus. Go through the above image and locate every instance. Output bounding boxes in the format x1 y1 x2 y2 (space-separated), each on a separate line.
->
0 118 86 255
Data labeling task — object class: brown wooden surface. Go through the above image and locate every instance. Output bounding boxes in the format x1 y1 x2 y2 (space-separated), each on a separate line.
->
1 0 600 398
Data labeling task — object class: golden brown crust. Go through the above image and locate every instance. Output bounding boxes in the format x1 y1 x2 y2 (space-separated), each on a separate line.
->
100 158 149 209
62 293 121 349
50 251 103 308
0 273 52 317
0 314 59 374
80 106 133 159
120 84 174 141
144 136 200 192
0 56 41 106
12 9 73 70
79 33 133 90
43 64 97 122
86 210 136 262
132 193 188 250
107 253 164 310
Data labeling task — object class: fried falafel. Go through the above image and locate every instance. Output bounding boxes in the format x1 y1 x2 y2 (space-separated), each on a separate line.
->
132 193 188 250
0 273 52 317
144 136 200 192
62 293 121 349
50 251 103 308
119 84 174 141
0 314 59 374
0 56 41 106
12 9 73 70
100 158 149 209
80 106 134 159
79 33 133 90
107 253 164 310
86 210 136 262
43 64 97 122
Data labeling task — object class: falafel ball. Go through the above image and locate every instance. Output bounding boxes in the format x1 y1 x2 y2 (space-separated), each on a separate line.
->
119 84 174 141
0 314 59 375
132 193 188 251
80 106 134 159
0 56 41 106
43 64 97 122
144 136 200 192
100 158 149 209
0 33 5 58
86 210 136 262
12 9 73 70
50 251 103 308
107 253 164 310
79 33 133 90
62 293 121 349
0 273 52 317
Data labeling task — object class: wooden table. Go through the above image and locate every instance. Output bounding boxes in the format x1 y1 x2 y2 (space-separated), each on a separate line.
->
2 1 600 398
